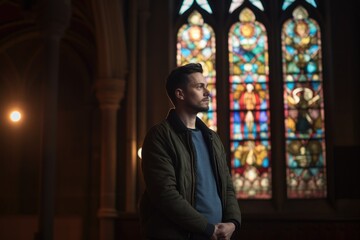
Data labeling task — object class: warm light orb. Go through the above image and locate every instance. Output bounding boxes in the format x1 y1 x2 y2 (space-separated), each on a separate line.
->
9 111 22 122
137 147 142 159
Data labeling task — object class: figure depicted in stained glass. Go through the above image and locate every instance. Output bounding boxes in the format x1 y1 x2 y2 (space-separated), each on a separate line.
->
286 87 320 134
242 84 258 110
287 140 322 167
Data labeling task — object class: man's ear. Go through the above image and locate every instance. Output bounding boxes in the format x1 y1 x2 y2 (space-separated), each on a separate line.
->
175 88 185 100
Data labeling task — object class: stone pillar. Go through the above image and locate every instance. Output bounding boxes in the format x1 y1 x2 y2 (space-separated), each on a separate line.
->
36 0 71 240
91 0 128 239
95 79 125 240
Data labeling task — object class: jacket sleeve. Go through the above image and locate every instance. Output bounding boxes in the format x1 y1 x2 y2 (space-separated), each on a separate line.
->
223 170 242 238
141 125 214 237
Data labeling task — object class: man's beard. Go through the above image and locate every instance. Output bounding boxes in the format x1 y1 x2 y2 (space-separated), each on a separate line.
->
184 99 209 113
190 102 209 113
196 105 209 112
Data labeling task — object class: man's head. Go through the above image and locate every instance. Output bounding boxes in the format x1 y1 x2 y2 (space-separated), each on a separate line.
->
166 63 210 112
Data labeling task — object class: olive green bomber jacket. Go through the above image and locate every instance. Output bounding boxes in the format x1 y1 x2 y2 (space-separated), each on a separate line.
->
139 109 241 239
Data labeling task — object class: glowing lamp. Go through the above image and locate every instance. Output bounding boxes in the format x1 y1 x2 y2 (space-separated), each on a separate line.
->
9 111 22 122
138 147 142 159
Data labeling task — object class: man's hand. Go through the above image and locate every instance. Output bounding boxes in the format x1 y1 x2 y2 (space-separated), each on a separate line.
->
211 224 219 240
212 222 235 240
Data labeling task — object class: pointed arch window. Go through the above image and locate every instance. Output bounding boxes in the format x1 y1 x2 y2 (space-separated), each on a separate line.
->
175 0 328 200
229 8 271 199
282 6 327 198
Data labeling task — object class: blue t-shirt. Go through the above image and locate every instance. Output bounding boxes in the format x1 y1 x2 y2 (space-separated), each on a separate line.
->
190 129 222 225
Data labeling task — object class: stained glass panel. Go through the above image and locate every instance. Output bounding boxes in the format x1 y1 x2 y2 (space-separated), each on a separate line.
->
179 0 212 15
282 0 295 10
196 0 212 13
306 0 317 8
249 0 264 11
282 0 317 11
179 0 194 15
282 6 326 198
229 0 264 13
177 11 217 130
229 0 244 13
229 8 271 199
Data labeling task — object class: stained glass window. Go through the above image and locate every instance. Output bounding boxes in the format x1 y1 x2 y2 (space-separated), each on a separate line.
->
282 6 327 198
177 11 217 131
229 8 271 199
176 0 328 201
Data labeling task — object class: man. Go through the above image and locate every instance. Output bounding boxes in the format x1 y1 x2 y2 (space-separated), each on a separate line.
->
139 63 241 240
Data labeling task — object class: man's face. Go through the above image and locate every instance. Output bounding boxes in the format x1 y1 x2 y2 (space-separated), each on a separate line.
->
181 72 210 113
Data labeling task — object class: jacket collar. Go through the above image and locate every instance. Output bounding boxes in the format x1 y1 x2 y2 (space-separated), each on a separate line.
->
166 108 211 134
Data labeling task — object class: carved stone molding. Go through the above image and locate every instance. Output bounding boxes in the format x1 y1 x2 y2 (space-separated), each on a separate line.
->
94 78 126 109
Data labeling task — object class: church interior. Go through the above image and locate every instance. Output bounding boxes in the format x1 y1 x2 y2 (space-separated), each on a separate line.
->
0 0 359 239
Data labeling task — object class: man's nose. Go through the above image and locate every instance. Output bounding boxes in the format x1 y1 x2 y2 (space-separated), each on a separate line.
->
204 87 210 96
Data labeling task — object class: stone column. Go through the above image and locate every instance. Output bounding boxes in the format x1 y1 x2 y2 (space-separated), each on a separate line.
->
36 0 71 240
91 0 128 239
95 79 125 240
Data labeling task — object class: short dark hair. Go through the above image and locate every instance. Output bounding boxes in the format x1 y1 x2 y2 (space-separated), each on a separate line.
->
165 63 203 106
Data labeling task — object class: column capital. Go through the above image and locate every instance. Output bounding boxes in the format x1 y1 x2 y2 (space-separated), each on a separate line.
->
94 78 126 109
97 208 119 219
